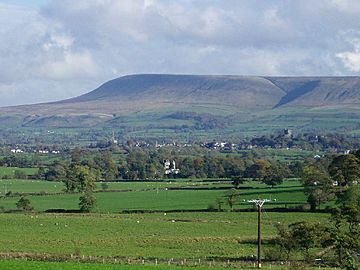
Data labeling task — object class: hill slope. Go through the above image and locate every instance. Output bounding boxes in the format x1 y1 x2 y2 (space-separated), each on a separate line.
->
1 74 360 131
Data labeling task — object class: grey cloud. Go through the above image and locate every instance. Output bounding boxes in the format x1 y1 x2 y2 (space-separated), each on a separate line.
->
0 0 360 106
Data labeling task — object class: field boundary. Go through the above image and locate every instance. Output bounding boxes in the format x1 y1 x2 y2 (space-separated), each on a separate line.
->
0 251 309 268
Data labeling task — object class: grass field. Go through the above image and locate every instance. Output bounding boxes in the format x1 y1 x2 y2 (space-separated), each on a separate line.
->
0 179 308 212
0 167 38 178
0 212 329 260
123 105 360 139
0 179 63 194
0 177 338 268
0 259 337 270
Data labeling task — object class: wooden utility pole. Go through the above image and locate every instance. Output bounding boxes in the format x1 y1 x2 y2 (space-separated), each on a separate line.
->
248 199 270 269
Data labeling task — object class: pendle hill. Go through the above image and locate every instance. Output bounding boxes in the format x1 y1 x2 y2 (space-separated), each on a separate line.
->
1 74 360 136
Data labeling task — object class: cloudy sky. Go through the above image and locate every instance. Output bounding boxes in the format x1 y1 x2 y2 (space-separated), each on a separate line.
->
0 0 360 106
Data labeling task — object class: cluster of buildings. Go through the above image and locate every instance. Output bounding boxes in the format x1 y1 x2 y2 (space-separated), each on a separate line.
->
9 148 61 154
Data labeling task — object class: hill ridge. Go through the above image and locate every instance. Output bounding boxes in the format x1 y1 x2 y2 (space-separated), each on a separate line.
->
1 74 360 129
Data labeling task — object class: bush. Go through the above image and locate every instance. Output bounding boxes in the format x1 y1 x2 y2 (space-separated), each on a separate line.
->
207 203 216 211
14 170 27 179
79 191 96 212
101 182 109 191
16 196 33 211
264 246 284 261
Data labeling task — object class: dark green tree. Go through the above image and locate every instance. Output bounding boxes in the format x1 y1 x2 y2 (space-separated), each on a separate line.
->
262 164 284 187
226 189 238 211
14 170 27 179
301 164 334 211
330 186 360 268
328 154 360 186
101 182 109 191
273 221 326 261
79 190 96 212
64 161 98 192
244 159 271 180
232 177 246 188
45 160 67 181
16 196 33 211
72 166 97 212
94 151 118 180
70 147 82 165
353 149 360 160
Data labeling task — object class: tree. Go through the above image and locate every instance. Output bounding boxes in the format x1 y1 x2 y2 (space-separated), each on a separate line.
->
289 161 304 178
244 159 271 180
330 186 360 268
215 197 224 211
16 196 33 211
94 151 118 180
301 164 334 211
64 165 81 192
232 177 246 188
122 150 149 180
101 182 109 191
75 166 97 212
79 191 96 212
328 154 360 186
14 170 27 179
64 163 97 192
45 160 67 181
193 157 206 178
178 157 195 178
63 165 97 211
36 166 45 179
288 222 322 258
76 166 97 193
226 189 238 211
273 221 326 261
353 149 360 160
70 147 82 165
262 164 284 187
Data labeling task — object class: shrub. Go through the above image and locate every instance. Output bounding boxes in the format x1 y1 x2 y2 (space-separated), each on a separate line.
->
16 196 33 211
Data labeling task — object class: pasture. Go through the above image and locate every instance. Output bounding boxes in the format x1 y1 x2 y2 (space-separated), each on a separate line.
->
0 259 337 270
0 212 329 260
0 167 38 178
0 177 337 269
0 179 308 212
0 179 62 194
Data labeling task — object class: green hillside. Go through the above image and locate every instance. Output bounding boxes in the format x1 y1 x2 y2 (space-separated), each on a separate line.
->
0 74 360 136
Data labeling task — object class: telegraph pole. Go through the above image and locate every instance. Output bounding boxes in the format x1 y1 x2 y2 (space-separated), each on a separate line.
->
248 199 270 269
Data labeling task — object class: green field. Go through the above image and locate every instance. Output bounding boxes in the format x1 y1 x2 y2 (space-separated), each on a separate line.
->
0 179 308 212
0 259 336 270
0 177 339 268
0 212 329 259
0 179 63 194
114 105 360 139
0 167 38 178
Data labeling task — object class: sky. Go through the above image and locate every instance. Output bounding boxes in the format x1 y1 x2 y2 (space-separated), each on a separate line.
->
0 0 360 106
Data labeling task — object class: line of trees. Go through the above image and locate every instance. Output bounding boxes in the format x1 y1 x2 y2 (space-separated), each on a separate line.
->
42 149 302 187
